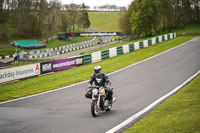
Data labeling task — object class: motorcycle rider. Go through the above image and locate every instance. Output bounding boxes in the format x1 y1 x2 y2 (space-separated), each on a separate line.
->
85 65 116 103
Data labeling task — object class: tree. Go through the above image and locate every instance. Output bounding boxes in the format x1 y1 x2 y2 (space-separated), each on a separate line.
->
0 0 10 41
119 1 137 37
119 0 200 39
80 3 90 29
65 4 79 32
60 12 69 32
130 0 160 38
44 0 61 43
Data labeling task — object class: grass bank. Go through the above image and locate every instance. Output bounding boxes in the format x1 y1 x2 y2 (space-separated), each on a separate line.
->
124 73 200 133
175 25 200 34
0 36 195 102
88 12 121 32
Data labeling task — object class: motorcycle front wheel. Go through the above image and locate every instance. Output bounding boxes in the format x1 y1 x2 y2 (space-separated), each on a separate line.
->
91 100 98 117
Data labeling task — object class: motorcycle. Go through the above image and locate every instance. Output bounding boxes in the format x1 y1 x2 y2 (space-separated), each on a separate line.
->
90 86 115 117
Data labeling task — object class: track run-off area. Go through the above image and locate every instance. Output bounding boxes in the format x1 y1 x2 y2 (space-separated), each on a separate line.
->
0 37 199 133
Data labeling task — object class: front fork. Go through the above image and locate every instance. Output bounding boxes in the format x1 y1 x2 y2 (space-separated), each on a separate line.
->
92 94 102 109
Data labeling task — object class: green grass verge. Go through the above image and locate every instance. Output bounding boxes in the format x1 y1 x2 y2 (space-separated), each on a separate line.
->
88 12 121 32
110 36 120 40
175 25 200 34
124 73 200 133
0 36 195 102
11 62 34 67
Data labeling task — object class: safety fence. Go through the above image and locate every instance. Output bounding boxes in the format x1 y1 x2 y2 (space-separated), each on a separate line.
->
0 33 176 84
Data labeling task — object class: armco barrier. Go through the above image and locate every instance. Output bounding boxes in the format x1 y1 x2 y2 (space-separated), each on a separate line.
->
156 37 159 43
168 34 170 40
159 36 162 42
170 34 173 39
83 54 92 64
165 35 168 40
101 50 109 60
122 45 129 54
116 46 123 55
162 36 165 41
129 44 134 52
92 51 101 63
134 42 140 50
148 39 152 46
139 41 144 49
143 40 148 48
109 47 117 58
152 37 156 45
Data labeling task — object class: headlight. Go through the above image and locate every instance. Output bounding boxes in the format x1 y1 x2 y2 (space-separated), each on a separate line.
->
100 88 105 94
92 89 98 95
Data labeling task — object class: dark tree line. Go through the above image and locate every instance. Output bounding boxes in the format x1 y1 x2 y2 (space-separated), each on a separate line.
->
119 0 200 39
0 0 90 43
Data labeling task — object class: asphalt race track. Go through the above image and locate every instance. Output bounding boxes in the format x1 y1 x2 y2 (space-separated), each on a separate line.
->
0 37 199 133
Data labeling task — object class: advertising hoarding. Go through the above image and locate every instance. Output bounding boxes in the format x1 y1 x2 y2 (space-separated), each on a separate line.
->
40 62 52 74
52 57 83 72
57 32 123 38
0 63 40 83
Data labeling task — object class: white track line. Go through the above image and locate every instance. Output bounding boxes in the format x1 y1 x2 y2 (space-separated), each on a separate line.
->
106 69 200 133
0 37 196 105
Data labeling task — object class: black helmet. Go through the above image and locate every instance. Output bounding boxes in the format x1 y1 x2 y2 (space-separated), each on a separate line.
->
94 66 102 75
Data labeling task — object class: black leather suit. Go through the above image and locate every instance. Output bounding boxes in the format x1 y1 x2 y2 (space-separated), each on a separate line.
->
85 73 113 101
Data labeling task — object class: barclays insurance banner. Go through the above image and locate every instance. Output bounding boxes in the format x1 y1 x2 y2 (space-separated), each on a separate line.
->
52 57 83 72
0 63 40 83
